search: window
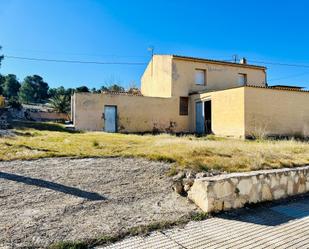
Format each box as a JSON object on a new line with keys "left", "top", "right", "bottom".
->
{"left": 238, "top": 73, "right": 247, "bottom": 85}
{"left": 179, "top": 97, "right": 189, "bottom": 116}
{"left": 195, "top": 69, "right": 206, "bottom": 85}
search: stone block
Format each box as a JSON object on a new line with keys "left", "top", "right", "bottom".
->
{"left": 298, "top": 184, "right": 306, "bottom": 193}
{"left": 287, "top": 180, "right": 294, "bottom": 195}
{"left": 273, "top": 189, "right": 286, "bottom": 199}
{"left": 213, "top": 181, "right": 233, "bottom": 199}
{"left": 261, "top": 184, "right": 272, "bottom": 201}
{"left": 238, "top": 178, "right": 252, "bottom": 195}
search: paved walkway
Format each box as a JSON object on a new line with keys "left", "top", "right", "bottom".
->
{"left": 99, "top": 197, "right": 309, "bottom": 249}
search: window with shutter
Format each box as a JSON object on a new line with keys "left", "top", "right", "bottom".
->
{"left": 179, "top": 97, "right": 189, "bottom": 116}
{"left": 195, "top": 69, "right": 206, "bottom": 85}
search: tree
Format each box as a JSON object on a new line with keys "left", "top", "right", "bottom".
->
{"left": 66, "top": 88, "right": 74, "bottom": 96}
{"left": 8, "top": 97, "right": 22, "bottom": 110}
{"left": 0, "top": 74, "right": 5, "bottom": 95}
{"left": 3, "top": 74, "right": 21, "bottom": 98}
{"left": 100, "top": 84, "right": 125, "bottom": 92}
{"left": 19, "top": 75, "right": 49, "bottom": 103}
{"left": 30, "top": 75, "right": 49, "bottom": 102}
{"left": 19, "top": 80, "right": 36, "bottom": 103}
{"left": 49, "top": 94, "right": 70, "bottom": 113}
{"left": 75, "top": 86, "right": 89, "bottom": 93}
{"left": 128, "top": 87, "right": 141, "bottom": 95}
{"left": 0, "top": 46, "right": 3, "bottom": 68}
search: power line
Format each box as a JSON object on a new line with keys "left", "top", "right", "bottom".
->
{"left": 5, "top": 54, "right": 309, "bottom": 70}
{"left": 3, "top": 47, "right": 149, "bottom": 58}
{"left": 4, "top": 55, "right": 147, "bottom": 65}
{"left": 249, "top": 60, "right": 309, "bottom": 68}
{"left": 268, "top": 71, "right": 309, "bottom": 82}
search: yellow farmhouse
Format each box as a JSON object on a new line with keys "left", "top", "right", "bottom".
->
{"left": 71, "top": 55, "right": 309, "bottom": 138}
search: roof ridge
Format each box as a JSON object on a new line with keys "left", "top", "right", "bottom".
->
{"left": 246, "top": 84, "right": 309, "bottom": 93}
{"left": 170, "top": 54, "right": 266, "bottom": 69}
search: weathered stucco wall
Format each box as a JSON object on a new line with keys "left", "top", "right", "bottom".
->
{"left": 141, "top": 55, "right": 173, "bottom": 98}
{"left": 188, "top": 166, "right": 309, "bottom": 212}
{"left": 172, "top": 58, "right": 266, "bottom": 97}
{"left": 73, "top": 92, "right": 189, "bottom": 132}
{"left": 245, "top": 87, "right": 309, "bottom": 137}
{"left": 189, "top": 87, "right": 245, "bottom": 137}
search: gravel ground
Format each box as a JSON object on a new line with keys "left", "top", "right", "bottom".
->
{"left": 0, "top": 157, "right": 197, "bottom": 248}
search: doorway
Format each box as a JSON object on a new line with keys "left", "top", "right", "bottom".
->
{"left": 195, "top": 101, "right": 204, "bottom": 134}
{"left": 195, "top": 100, "right": 212, "bottom": 135}
{"left": 204, "top": 100, "right": 212, "bottom": 134}
{"left": 104, "top": 105, "right": 117, "bottom": 132}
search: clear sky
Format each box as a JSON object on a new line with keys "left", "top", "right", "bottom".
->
{"left": 1, "top": 0, "right": 309, "bottom": 89}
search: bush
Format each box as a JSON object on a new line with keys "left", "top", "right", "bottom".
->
{"left": 8, "top": 97, "right": 22, "bottom": 110}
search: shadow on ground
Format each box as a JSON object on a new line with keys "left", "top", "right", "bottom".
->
{"left": 11, "top": 121, "right": 81, "bottom": 133}
{"left": 218, "top": 195, "right": 309, "bottom": 226}
{"left": 0, "top": 171, "right": 105, "bottom": 201}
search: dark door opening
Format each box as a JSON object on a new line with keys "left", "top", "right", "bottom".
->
{"left": 204, "top": 101, "right": 212, "bottom": 134}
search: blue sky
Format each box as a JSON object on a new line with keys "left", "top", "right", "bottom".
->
{"left": 1, "top": 0, "right": 309, "bottom": 89}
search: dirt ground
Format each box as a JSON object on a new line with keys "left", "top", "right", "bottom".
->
{"left": 0, "top": 157, "right": 197, "bottom": 248}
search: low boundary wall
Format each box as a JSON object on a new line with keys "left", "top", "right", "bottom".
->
{"left": 188, "top": 166, "right": 309, "bottom": 212}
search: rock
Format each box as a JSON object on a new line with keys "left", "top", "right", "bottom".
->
{"left": 213, "top": 181, "right": 233, "bottom": 199}
{"left": 306, "top": 182, "right": 309, "bottom": 192}
{"left": 196, "top": 172, "right": 207, "bottom": 178}
{"left": 249, "top": 187, "right": 260, "bottom": 203}
{"left": 185, "top": 170, "right": 196, "bottom": 179}
{"left": 172, "top": 171, "right": 185, "bottom": 182}
{"left": 298, "top": 184, "right": 306, "bottom": 193}
{"left": 223, "top": 201, "right": 232, "bottom": 210}
{"left": 270, "top": 175, "right": 279, "bottom": 188}
{"left": 183, "top": 178, "right": 194, "bottom": 192}
{"left": 287, "top": 180, "right": 294, "bottom": 195}
{"left": 213, "top": 200, "right": 223, "bottom": 211}
{"left": 233, "top": 197, "right": 246, "bottom": 209}
{"left": 183, "top": 178, "right": 194, "bottom": 186}
{"left": 238, "top": 179, "right": 252, "bottom": 195}
{"left": 273, "top": 189, "right": 286, "bottom": 199}
{"left": 280, "top": 175, "right": 288, "bottom": 186}
{"left": 261, "top": 184, "right": 272, "bottom": 200}
{"left": 184, "top": 183, "right": 192, "bottom": 192}
{"left": 172, "top": 181, "right": 184, "bottom": 195}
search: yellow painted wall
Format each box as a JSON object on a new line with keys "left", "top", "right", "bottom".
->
{"left": 73, "top": 92, "right": 189, "bottom": 132}
{"left": 172, "top": 58, "right": 266, "bottom": 97}
{"left": 189, "top": 87, "right": 245, "bottom": 137}
{"left": 0, "top": 96, "right": 5, "bottom": 108}
{"left": 245, "top": 87, "right": 309, "bottom": 137}
{"left": 141, "top": 55, "right": 173, "bottom": 97}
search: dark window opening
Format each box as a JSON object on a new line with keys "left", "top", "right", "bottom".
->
{"left": 179, "top": 97, "right": 189, "bottom": 116}
{"left": 204, "top": 100, "right": 212, "bottom": 134}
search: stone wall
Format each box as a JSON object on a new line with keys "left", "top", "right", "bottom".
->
{"left": 188, "top": 166, "right": 309, "bottom": 212}
{"left": 0, "top": 109, "right": 10, "bottom": 129}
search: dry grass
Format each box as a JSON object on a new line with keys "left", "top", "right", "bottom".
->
{"left": 1, "top": 121, "right": 309, "bottom": 173}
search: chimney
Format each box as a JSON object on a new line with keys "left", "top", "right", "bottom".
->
{"left": 240, "top": 57, "right": 247, "bottom": 64}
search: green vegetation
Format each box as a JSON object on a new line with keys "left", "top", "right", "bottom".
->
{"left": 19, "top": 75, "right": 49, "bottom": 103}
{"left": 190, "top": 212, "right": 209, "bottom": 221}
{"left": 2, "top": 74, "right": 21, "bottom": 98}
{"left": 49, "top": 241, "right": 88, "bottom": 249}
{"left": 49, "top": 94, "right": 71, "bottom": 113}
{"left": 1, "top": 122, "right": 309, "bottom": 173}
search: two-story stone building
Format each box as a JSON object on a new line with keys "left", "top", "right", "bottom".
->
{"left": 71, "top": 55, "right": 309, "bottom": 138}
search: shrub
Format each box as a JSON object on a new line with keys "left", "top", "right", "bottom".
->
{"left": 8, "top": 97, "right": 22, "bottom": 110}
